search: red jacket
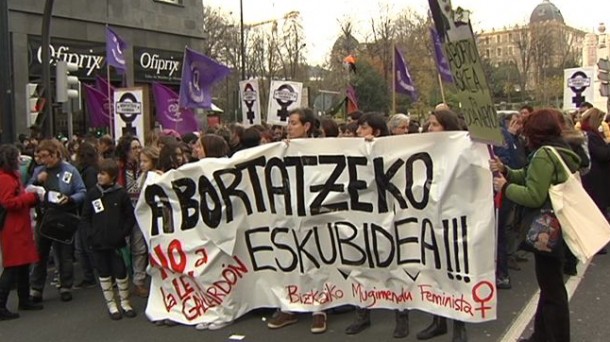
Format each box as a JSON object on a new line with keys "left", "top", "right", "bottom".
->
{"left": 0, "top": 169, "right": 39, "bottom": 267}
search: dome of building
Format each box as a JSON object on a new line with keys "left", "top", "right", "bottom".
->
{"left": 529, "top": 0, "right": 564, "bottom": 25}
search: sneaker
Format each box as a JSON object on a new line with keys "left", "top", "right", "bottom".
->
{"left": 18, "top": 301, "right": 44, "bottom": 311}
{"left": 30, "top": 289, "right": 43, "bottom": 303}
{"left": 133, "top": 285, "right": 149, "bottom": 298}
{"left": 195, "top": 322, "right": 210, "bottom": 330}
{"left": 209, "top": 321, "right": 232, "bottom": 330}
{"left": 0, "top": 308, "right": 20, "bottom": 321}
{"left": 496, "top": 277, "right": 512, "bottom": 290}
{"left": 74, "top": 280, "right": 97, "bottom": 289}
{"left": 267, "top": 311, "right": 298, "bottom": 329}
{"left": 109, "top": 311, "right": 122, "bottom": 320}
{"left": 311, "top": 313, "right": 327, "bottom": 334}
{"left": 60, "top": 292, "right": 73, "bottom": 302}
{"left": 123, "top": 309, "right": 137, "bottom": 318}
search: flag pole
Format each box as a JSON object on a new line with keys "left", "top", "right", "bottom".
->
{"left": 392, "top": 42, "right": 396, "bottom": 115}
{"left": 106, "top": 62, "right": 113, "bottom": 140}
{"left": 438, "top": 73, "right": 447, "bottom": 104}
{"left": 105, "top": 24, "right": 114, "bottom": 140}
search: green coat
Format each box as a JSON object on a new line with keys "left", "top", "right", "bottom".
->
{"left": 505, "top": 146, "right": 581, "bottom": 209}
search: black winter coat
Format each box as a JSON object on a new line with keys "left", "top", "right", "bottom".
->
{"left": 80, "top": 183, "right": 135, "bottom": 250}
{"left": 582, "top": 131, "right": 610, "bottom": 211}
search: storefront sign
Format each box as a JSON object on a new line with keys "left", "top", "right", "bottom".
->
{"left": 28, "top": 35, "right": 107, "bottom": 79}
{"left": 134, "top": 47, "right": 183, "bottom": 83}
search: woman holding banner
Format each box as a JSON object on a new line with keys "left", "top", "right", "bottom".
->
{"left": 344, "top": 112, "right": 410, "bottom": 339}
{"left": 491, "top": 109, "right": 579, "bottom": 342}
{"left": 266, "top": 108, "right": 328, "bottom": 334}
{"left": 417, "top": 109, "right": 468, "bottom": 342}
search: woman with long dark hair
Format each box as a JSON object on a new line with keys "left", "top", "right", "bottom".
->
{"left": 0, "top": 144, "right": 43, "bottom": 320}
{"left": 417, "top": 109, "right": 468, "bottom": 342}
{"left": 491, "top": 109, "right": 579, "bottom": 342}
{"left": 73, "top": 142, "right": 100, "bottom": 289}
{"left": 345, "top": 113, "right": 410, "bottom": 339}
{"left": 266, "top": 108, "right": 328, "bottom": 334}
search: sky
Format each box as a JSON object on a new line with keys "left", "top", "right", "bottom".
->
{"left": 202, "top": 0, "right": 610, "bottom": 65}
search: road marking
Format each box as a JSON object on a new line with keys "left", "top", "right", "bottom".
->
{"left": 498, "top": 259, "right": 590, "bottom": 342}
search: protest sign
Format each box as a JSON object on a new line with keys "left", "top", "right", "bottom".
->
{"left": 239, "top": 79, "right": 262, "bottom": 126}
{"left": 267, "top": 81, "right": 303, "bottom": 125}
{"left": 136, "top": 132, "right": 496, "bottom": 326}
{"left": 113, "top": 87, "right": 150, "bottom": 143}
{"left": 429, "top": 1, "right": 504, "bottom": 146}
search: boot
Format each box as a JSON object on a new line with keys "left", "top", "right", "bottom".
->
{"left": 345, "top": 308, "right": 371, "bottom": 335}
{"left": 393, "top": 310, "right": 409, "bottom": 338}
{"left": 100, "top": 277, "right": 121, "bottom": 320}
{"left": 0, "top": 288, "right": 19, "bottom": 321}
{"left": 452, "top": 320, "right": 467, "bottom": 342}
{"left": 116, "top": 278, "right": 136, "bottom": 318}
{"left": 416, "top": 315, "right": 447, "bottom": 340}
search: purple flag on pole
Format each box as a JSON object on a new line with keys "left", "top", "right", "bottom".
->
{"left": 179, "top": 47, "right": 231, "bottom": 109}
{"left": 430, "top": 27, "right": 454, "bottom": 83}
{"left": 153, "top": 82, "right": 199, "bottom": 134}
{"left": 83, "top": 84, "right": 111, "bottom": 128}
{"left": 106, "top": 27, "right": 127, "bottom": 73}
{"left": 394, "top": 46, "right": 418, "bottom": 101}
{"left": 95, "top": 75, "right": 115, "bottom": 97}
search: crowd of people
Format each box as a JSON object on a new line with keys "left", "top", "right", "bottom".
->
{"left": 0, "top": 103, "right": 608, "bottom": 342}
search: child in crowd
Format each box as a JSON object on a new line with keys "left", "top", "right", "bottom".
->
{"left": 80, "top": 158, "right": 136, "bottom": 320}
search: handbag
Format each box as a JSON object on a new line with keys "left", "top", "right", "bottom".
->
{"left": 523, "top": 200, "right": 563, "bottom": 256}
{"left": 39, "top": 207, "right": 80, "bottom": 244}
{"left": 546, "top": 146, "right": 610, "bottom": 262}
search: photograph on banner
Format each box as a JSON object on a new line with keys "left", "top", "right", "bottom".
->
{"left": 113, "top": 87, "right": 146, "bottom": 142}
{"left": 563, "top": 67, "right": 595, "bottom": 110}
{"left": 267, "top": 80, "right": 303, "bottom": 126}
{"left": 135, "top": 132, "right": 496, "bottom": 326}
{"left": 239, "top": 79, "right": 261, "bottom": 126}
{"left": 429, "top": 0, "right": 504, "bottom": 146}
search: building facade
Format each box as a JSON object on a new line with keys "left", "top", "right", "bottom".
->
{"left": 476, "top": 0, "right": 586, "bottom": 93}
{"left": 8, "top": 0, "right": 205, "bottom": 136}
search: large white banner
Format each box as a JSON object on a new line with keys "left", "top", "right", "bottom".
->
{"left": 563, "top": 67, "right": 595, "bottom": 110}
{"left": 267, "top": 80, "right": 303, "bottom": 126}
{"left": 239, "top": 79, "right": 261, "bottom": 127}
{"left": 136, "top": 132, "right": 496, "bottom": 327}
{"left": 114, "top": 87, "right": 146, "bottom": 142}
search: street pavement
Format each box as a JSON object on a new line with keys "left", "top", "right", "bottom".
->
{"left": 1, "top": 252, "right": 609, "bottom": 342}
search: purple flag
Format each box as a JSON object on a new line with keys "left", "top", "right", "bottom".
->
{"left": 106, "top": 27, "right": 127, "bottom": 73}
{"left": 179, "top": 47, "right": 231, "bottom": 109}
{"left": 94, "top": 75, "right": 115, "bottom": 98}
{"left": 153, "top": 82, "right": 199, "bottom": 134}
{"left": 394, "top": 46, "right": 418, "bottom": 101}
{"left": 83, "top": 84, "right": 111, "bottom": 128}
{"left": 346, "top": 85, "right": 359, "bottom": 112}
{"left": 430, "top": 27, "right": 454, "bottom": 83}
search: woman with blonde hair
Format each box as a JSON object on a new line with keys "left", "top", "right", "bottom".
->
{"left": 580, "top": 107, "right": 610, "bottom": 254}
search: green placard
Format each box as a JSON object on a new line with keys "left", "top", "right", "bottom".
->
{"left": 443, "top": 37, "right": 503, "bottom": 145}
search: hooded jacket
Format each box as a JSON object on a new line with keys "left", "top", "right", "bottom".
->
{"left": 80, "top": 183, "right": 135, "bottom": 250}
{"left": 504, "top": 142, "right": 581, "bottom": 209}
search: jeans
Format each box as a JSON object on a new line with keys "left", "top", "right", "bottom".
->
{"left": 74, "top": 228, "right": 96, "bottom": 282}
{"left": 31, "top": 233, "right": 74, "bottom": 294}
{"left": 532, "top": 252, "right": 570, "bottom": 342}
{"left": 130, "top": 225, "right": 148, "bottom": 286}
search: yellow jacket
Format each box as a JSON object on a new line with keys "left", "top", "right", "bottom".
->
{"left": 574, "top": 121, "right": 610, "bottom": 140}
